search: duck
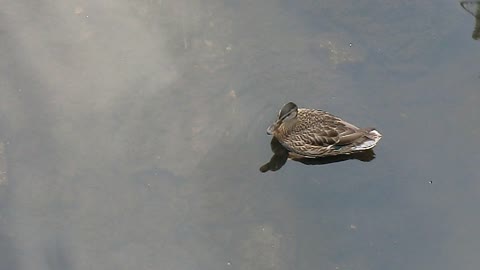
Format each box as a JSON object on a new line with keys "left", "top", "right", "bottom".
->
{"left": 266, "top": 102, "right": 382, "bottom": 159}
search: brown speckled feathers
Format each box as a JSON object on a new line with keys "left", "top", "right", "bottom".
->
{"left": 268, "top": 103, "right": 382, "bottom": 158}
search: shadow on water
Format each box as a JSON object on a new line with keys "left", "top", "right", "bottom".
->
{"left": 460, "top": 1, "right": 480, "bottom": 40}
{"left": 260, "top": 137, "right": 376, "bottom": 172}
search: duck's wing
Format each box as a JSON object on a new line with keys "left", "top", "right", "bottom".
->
{"left": 293, "top": 110, "right": 365, "bottom": 148}
{"left": 302, "top": 124, "right": 363, "bottom": 147}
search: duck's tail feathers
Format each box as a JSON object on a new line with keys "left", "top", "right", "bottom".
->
{"left": 352, "top": 128, "right": 382, "bottom": 151}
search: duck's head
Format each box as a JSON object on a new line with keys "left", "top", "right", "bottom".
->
{"left": 267, "top": 102, "right": 298, "bottom": 135}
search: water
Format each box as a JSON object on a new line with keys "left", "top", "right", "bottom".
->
{"left": 0, "top": 0, "right": 479, "bottom": 269}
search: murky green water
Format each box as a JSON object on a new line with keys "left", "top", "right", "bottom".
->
{"left": 1, "top": 0, "right": 479, "bottom": 269}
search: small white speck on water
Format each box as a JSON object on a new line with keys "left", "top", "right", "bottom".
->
{"left": 85, "top": 15, "right": 89, "bottom": 18}
{"left": 349, "top": 43, "right": 352, "bottom": 47}
{"left": 228, "top": 89, "right": 236, "bottom": 98}
{"left": 428, "top": 180, "right": 433, "bottom": 184}
{"left": 227, "top": 261, "right": 232, "bottom": 266}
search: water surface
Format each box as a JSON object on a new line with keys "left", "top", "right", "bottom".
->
{"left": 1, "top": 0, "right": 479, "bottom": 269}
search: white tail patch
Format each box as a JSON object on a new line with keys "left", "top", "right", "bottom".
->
{"left": 352, "top": 129, "right": 382, "bottom": 151}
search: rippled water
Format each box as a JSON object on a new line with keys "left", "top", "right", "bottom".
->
{"left": 1, "top": 1, "right": 479, "bottom": 269}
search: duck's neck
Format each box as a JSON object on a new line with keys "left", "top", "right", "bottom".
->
{"left": 280, "top": 119, "right": 298, "bottom": 134}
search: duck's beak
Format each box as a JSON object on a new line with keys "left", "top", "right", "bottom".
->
{"left": 267, "top": 120, "right": 280, "bottom": 135}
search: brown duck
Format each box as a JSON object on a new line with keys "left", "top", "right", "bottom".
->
{"left": 267, "top": 102, "right": 382, "bottom": 159}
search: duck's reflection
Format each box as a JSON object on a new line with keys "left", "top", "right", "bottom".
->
{"left": 260, "top": 137, "right": 376, "bottom": 172}
{"left": 259, "top": 137, "right": 290, "bottom": 172}
{"left": 461, "top": 1, "right": 480, "bottom": 40}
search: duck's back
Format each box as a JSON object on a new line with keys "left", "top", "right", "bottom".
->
{"left": 276, "top": 108, "right": 381, "bottom": 158}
